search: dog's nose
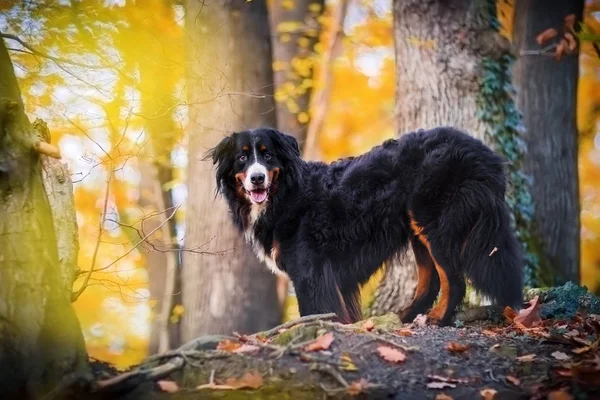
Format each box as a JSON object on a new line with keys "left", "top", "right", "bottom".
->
{"left": 250, "top": 173, "right": 265, "bottom": 185}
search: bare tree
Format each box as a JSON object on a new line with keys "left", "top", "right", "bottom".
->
{"left": 180, "top": 0, "right": 282, "bottom": 338}
{"left": 513, "top": 0, "right": 583, "bottom": 285}
{"left": 0, "top": 37, "right": 89, "bottom": 398}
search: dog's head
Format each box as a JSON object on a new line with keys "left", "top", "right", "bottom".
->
{"left": 204, "top": 127, "right": 301, "bottom": 205}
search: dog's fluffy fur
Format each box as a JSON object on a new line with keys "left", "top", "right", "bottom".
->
{"left": 206, "top": 126, "right": 524, "bottom": 325}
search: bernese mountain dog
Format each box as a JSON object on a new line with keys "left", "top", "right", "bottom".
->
{"left": 205, "top": 126, "right": 524, "bottom": 326}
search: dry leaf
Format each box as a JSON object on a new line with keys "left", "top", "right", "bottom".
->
{"left": 377, "top": 346, "right": 406, "bottom": 363}
{"left": 428, "top": 375, "right": 469, "bottom": 384}
{"left": 435, "top": 394, "right": 454, "bottom": 400}
{"left": 233, "top": 344, "right": 260, "bottom": 355}
{"left": 446, "top": 342, "right": 470, "bottom": 353}
{"left": 513, "top": 296, "right": 542, "bottom": 328}
{"left": 504, "top": 306, "right": 518, "bottom": 322}
{"left": 233, "top": 331, "right": 249, "bottom": 342}
{"left": 225, "top": 372, "right": 264, "bottom": 389}
{"left": 536, "top": 28, "right": 558, "bottom": 45}
{"left": 506, "top": 375, "right": 520, "bottom": 386}
{"left": 340, "top": 353, "right": 358, "bottom": 371}
{"left": 305, "top": 332, "right": 334, "bottom": 352}
{"left": 564, "top": 14, "right": 575, "bottom": 30}
{"left": 548, "top": 388, "right": 574, "bottom": 400}
{"left": 516, "top": 354, "right": 536, "bottom": 363}
{"left": 480, "top": 388, "right": 497, "bottom": 399}
{"left": 551, "top": 351, "right": 570, "bottom": 361}
{"left": 571, "top": 355, "right": 600, "bottom": 385}
{"left": 572, "top": 345, "right": 592, "bottom": 355}
{"left": 157, "top": 380, "right": 179, "bottom": 393}
{"left": 564, "top": 32, "right": 577, "bottom": 52}
{"left": 427, "top": 382, "right": 456, "bottom": 389}
{"left": 362, "top": 319, "right": 375, "bottom": 331}
{"left": 395, "top": 329, "right": 414, "bottom": 336}
{"left": 482, "top": 329, "right": 498, "bottom": 337}
{"left": 217, "top": 340, "right": 242, "bottom": 352}
{"left": 346, "top": 378, "right": 370, "bottom": 396}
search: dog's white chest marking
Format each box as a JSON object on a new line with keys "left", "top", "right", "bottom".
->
{"left": 244, "top": 203, "right": 287, "bottom": 278}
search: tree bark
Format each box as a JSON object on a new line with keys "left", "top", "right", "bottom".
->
{"left": 0, "top": 38, "right": 89, "bottom": 398}
{"left": 513, "top": 0, "right": 583, "bottom": 285}
{"left": 372, "top": 0, "right": 522, "bottom": 315}
{"left": 181, "top": 0, "right": 282, "bottom": 339}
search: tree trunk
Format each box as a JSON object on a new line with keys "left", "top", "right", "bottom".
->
{"left": 269, "top": 0, "right": 324, "bottom": 142}
{"left": 181, "top": 0, "right": 282, "bottom": 339}
{"left": 371, "top": 0, "right": 534, "bottom": 315}
{"left": 0, "top": 38, "right": 89, "bottom": 398}
{"left": 513, "top": 0, "right": 583, "bottom": 285}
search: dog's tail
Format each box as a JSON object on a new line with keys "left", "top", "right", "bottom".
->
{"left": 462, "top": 195, "right": 524, "bottom": 310}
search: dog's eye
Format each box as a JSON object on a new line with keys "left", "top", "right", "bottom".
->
{"left": 264, "top": 153, "right": 272, "bottom": 160}
{"left": 238, "top": 154, "right": 247, "bottom": 162}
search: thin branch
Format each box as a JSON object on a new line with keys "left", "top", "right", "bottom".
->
{"left": 253, "top": 313, "right": 338, "bottom": 338}
{"left": 72, "top": 167, "right": 113, "bottom": 302}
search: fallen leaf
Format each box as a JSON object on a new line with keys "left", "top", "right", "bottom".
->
{"left": 446, "top": 342, "right": 470, "bottom": 353}
{"left": 516, "top": 354, "right": 536, "bottom": 362}
{"left": 233, "top": 331, "right": 249, "bottom": 342}
{"left": 513, "top": 296, "right": 542, "bottom": 328}
{"left": 225, "top": 372, "right": 264, "bottom": 389}
{"left": 571, "top": 355, "right": 600, "bottom": 385}
{"left": 505, "top": 375, "right": 520, "bottom": 386}
{"left": 157, "top": 380, "right": 179, "bottom": 393}
{"left": 395, "top": 329, "right": 414, "bottom": 336}
{"left": 377, "top": 346, "right": 406, "bottom": 363}
{"left": 564, "top": 14, "right": 575, "bottom": 30}
{"left": 362, "top": 319, "right": 375, "bottom": 331}
{"left": 554, "top": 368, "right": 573, "bottom": 378}
{"left": 504, "top": 307, "right": 518, "bottom": 322}
{"left": 480, "top": 388, "right": 497, "bottom": 399}
{"left": 427, "top": 382, "right": 456, "bottom": 389}
{"left": 548, "top": 388, "right": 574, "bottom": 400}
{"left": 572, "top": 345, "right": 592, "bottom": 355}
{"left": 305, "top": 332, "right": 334, "bottom": 352}
{"left": 346, "top": 378, "right": 370, "bottom": 396}
{"left": 233, "top": 344, "right": 260, "bottom": 355}
{"left": 481, "top": 329, "right": 498, "bottom": 337}
{"left": 551, "top": 351, "right": 570, "bottom": 361}
{"left": 536, "top": 28, "right": 558, "bottom": 45}
{"left": 340, "top": 353, "right": 359, "bottom": 371}
{"left": 427, "top": 375, "right": 469, "bottom": 384}
{"left": 217, "top": 340, "right": 242, "bottom": 352}
{"left": 435, "top": 394, "right": 454, "bottom": 400}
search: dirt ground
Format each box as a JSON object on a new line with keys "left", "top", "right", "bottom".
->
{"left": 79, "top": 283, "right": 600, "bottom": 400}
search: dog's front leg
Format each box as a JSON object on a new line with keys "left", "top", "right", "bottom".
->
{"left": 292, "top": 265, "right": 351, "bottom": 324}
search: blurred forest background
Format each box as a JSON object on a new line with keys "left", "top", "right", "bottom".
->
{"left": 1, "top": 0, "right": 600, "bottom": 372}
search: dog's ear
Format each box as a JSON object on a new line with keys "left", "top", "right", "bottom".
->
{"left": 203, "top": 133, "right": 238, "bottom": 193}
{"left": 268, "top": 129, "right": 300, "bottom": 160}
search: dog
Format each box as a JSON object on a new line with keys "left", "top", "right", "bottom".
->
{"left": 205, "top": 126, "right": 524, "bottom": 325}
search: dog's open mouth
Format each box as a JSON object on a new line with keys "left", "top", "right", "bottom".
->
{"left": 248, "top": 189, "right": 268, "bottom": 204}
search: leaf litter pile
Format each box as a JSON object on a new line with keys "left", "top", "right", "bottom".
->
{"left": 86, "top": 283, "right": 600, "bottom": 400}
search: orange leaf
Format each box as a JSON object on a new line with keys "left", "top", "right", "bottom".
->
{"left": 482, "top": 329, "right": 498, "bottom": 337}
{"left": 536, "top": 28, "right": 558, "bottom": 45}
{"left": 506, "top": 375, "right": 520, "bottom": 386}
{"left": 548, "top": 388, "right": 574, "bottom": 400}
{"left": 516, "top": 354, "right": 536, "bottom": 362}
{"left": 513, "top": 296, "right": 542, "bottom": 328}
{"left": 551, "top": 351, "right": 570, "bottom": 361}
{"left": 305, "top": 332, "right": 334, "bottom": 352}
{"left": 395, "top": 329, "right": 414, "bottom": 337}
{"left": 346, "top": 378, "right": 370, "bottom": 396}
{"left": 377, "top": 346, "right": 406, "bottom": 363}
{"left": 504, "top": 306, "right": 518, "bottom": 322}
{"left": 225, "top": 372, "right": 263, "bottom": 389}
{"left": 233, "top": 344, "right": 260, "bottom": 355}
{"left": 157, "top": 380, "right": 179, "bottom": 393}
{"left": 480, "top": 388, "right": 497, "bottom": 399}
{"left": 564, "top": 14, "right": 575, "bottom": 30}
{"left": 362, "top": 319, "right": 375, "bottom": 331}
{"left": 435, "top": 394, "right": 454, "bottom": 400}
{"left": 217, "top": 340, "right": 242, "bottom": 352}
{"left": 446, "top": 342, "right": 470, "bottom": 353}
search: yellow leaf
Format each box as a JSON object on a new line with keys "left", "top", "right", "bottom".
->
{"left": 297, "top": 112, "right": 310, "bottom": 124}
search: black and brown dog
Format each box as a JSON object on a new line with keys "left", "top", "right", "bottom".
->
{"left": 205, "top": 126, "right": 524, "bottom": 325}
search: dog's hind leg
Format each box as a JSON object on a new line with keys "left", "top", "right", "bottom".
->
{"left": 425, "top": 246, "right": 466, "bottom": 326}
{"left": 399, "top": 236, "right": 440, "bottom": 323}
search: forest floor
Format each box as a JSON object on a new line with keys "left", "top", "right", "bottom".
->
{"left": 81, "top": 283, "right": 600, "bottom": 400}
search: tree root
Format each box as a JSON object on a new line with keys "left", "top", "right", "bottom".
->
{"left": 254, "top": 313, "right": 338, "bottom": 338}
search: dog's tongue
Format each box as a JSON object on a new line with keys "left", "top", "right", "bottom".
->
{"left": 250, "top": 190, "right": 267, "bottom": 203}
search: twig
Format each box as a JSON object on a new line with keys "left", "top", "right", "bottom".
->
{"left": 254, "top": 313, "right": 338, "bottom": 338}
{"left": 310, "top": 364, "right": 349, "bottom": 388}
{"left": 94, "top": 357, "right": 184, "bottom": 393}
{"left": 72, "top": 168, "right": 113, "bottom": 302}
{"left": 520, "top": 43, "right": 558, "bottom": 56}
